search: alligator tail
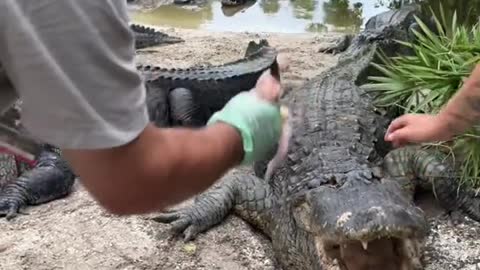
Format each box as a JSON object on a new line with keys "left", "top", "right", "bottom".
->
{"left": 130, "top": 24, "right": 184, "bottom": 49}
{"left": 384, "top": 146, "right": 480, "bottom": 222}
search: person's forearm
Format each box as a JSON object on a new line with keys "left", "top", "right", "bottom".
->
{"left": 437, "top": 64, "right": 480, "bottom": 135}
{"left": 63, "top": 122, "right": 243, "bottom": 215}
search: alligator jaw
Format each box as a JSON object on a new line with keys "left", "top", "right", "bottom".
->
{"left": 316, "top": 236, "right": 423, "bottom": 270}
{"left": 293, "top": 178, "right": 428, "bottom": 270}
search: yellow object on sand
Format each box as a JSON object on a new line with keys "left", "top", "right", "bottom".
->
{"left": 280, "top": 106, "right": 289, "bottom": 124}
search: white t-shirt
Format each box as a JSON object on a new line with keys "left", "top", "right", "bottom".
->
{"left": 0, "top": 0, "right": 149, "bottom": 149}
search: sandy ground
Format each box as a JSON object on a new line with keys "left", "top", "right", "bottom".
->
{"left": 1, "top": 27, "right": 480, "bottom": 270}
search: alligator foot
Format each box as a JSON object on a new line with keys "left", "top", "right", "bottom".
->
{"left": 153, "top": 173, "right": 272, "bottom": 241}
{"left": 152, "top": 178, "right": 236, "bottom": 241}
{"left": 0, "top": 147, "right": 76, "bottom": 220}
{"left": 383, "top": 146, "right": 480, "bottom": 222}
{"left": 0, "top": 194, "right": 31, "bottom": 220}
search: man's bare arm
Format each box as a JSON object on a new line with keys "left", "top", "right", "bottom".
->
{"left": 62, "top": 122, "right": 243, "bottom": 215}
{"left": 437, "top": 64, "right": 480, "bottom": 135}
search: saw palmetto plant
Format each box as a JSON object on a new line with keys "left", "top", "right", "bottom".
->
{"left": 362, "top": 5, "right": 480, "bottom": 188}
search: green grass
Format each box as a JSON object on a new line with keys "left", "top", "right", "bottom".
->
{"left": 361, "top": 5, "right": 480, "bottom": 188}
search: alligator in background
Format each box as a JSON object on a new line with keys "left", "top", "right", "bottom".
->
{"left": 221, "top": 0, "right": 256, "bottom": 17}
{"left": 0, "top": 106, "right": 75, "bottom": 220}
{"left": 221, "top": 0, "right": 250, "bottom": 7}
{"left": 319, "top": 4, "right": 437, "bottom": 55}
{"left": 153, "top": 6, "right": 480, "bottom": 270}
{"left": 0, "top": 39, "right": 278, "bottom": 220}
{"left": 139, "top": 39, "right": 278, "bottom": 127}
{"left": 130, "top": 24, "right": 184, "bottom": 50}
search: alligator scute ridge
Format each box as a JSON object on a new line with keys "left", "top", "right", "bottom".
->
{"left": 131, "top": 23, "right": 184, "bottom": 49}
{"left": 137, "top": 44, "right": 277, "bottom": 81}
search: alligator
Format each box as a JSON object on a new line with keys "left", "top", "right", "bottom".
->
{"left": 130, "top": 24, "right": 184, "bottom": 50}
{"left": 139, "top": 39, "right": 278, "bottom": 127}
{"left": 319, "top": 4, "right": 437, "bottom": 55}
{"left": 0, "top": 39, "right": 278, "bottom": 220}
{"left": 151, "top": 7, "right": 480, "bottom": 269}
{"left": 0, "top": 142, "right": 76, "bottom": 220}
{"left": 221, "top": 0, "right": 256, "bottom": 17}
{"left": 221, "top": 0, "right": 249, "bottom": 7}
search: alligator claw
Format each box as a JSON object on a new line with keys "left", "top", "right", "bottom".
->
{"left": 152, "top": 207, "right": 213, "bottom": 242}
{"left": 0, "top": 201, "right": 21, "bottom": 220}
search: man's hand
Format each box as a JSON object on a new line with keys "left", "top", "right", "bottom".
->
{"left": 62, "top": 69, "right": 285, "bottom": 215}
{"left": 208, "top": 70, "right": 283, "bottom": 164}
{"left": 384, "top": 114, "right": 453, "bottom": 147}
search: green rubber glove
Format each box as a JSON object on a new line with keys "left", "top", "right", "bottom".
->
{"left": 207, "top": 91, "right": 282, "bottom": 165}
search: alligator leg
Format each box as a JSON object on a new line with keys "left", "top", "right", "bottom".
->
{"left": 152, "top": 173, "right": 273, "bottom": 241}
{"left": 146, "top": 83, "right": 171, "bottom": 127}
{"left": 168, "top": 87, "right": 209, "bottom": 127}
{"left": 0, "top": 150, "right": 76, "bottom": 220}
{"left": 383, "top": 146, "right": 480, "bottom": 222}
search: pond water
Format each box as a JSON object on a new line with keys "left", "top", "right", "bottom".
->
{"left": 129, "top": 0, "right": 390, "bottom": 34}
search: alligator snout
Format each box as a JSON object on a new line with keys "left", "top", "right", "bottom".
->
{"left": 292, "top": 178, "right": 429, "bottom": 269}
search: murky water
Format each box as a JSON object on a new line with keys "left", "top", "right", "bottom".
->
{"left": 129, "top": 0, "right": 390, "bottom": 33}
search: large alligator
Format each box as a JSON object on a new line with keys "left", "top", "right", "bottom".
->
{"left": 152, "top": 7, "right": 479, "bottom": 270}
{"left": 130, "top": 24, "right": 184, "bottom": 50}
{"left": 0, "top": 39, "right": 278, "bottom": 220}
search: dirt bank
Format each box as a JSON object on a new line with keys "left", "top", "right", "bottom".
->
{"left": 1, "top": 27, "right": 479, "bottom": 270}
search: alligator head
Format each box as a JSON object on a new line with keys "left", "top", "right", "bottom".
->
{"left": 292, "top": 175, "right": 428, "bottom": 270}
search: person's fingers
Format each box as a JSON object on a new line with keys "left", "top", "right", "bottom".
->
{"left": 384, "top": 115, "right": 410, "bottom": 141}
{"left": 253, "top": 70, "right": 282, "bottom": 103}
{"left": 277, "top": 53, "right": 290, "bottom": 73}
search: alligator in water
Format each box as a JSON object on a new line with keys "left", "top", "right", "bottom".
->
{"left": 152, "top": 7, "right": 480, "bottom": 270}
{"left": 139, "top": 39, "right": 278, "bottom": 127}
{"left": 221, "top": 0, "right": 250, "bottom": 7}
{"left": 0, "top": 39, "right": 278, "bottom": 220}
{"left": 131, "top": 24, "right": 184, "bottom": 50}
{"left": 221, "top": 0, "right": 256, "bottom": 17}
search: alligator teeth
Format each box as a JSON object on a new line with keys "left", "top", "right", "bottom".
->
{"left": 361, "top": 241, "right": 368, "bottom": 250}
